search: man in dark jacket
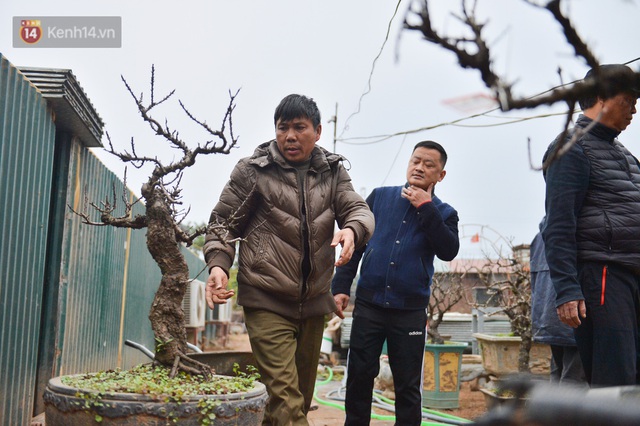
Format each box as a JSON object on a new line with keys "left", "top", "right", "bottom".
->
{"left": 531, "top": 218, "right": 586, "bottom": 386}
{"left": 542, "top": 64, "right": 640, "bottom": 387}
{"left": 332, "top": 140, "right": 459, "bottom": 425}
{"left": 203, "top": 94, "right": 375, "bottom": 425}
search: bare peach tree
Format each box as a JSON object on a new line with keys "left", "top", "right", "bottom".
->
{"left": 473, "top": 246, "right": 533, "bottom": 373}
{"left": 427, "top": 271, "right": 466, "bottom": 344}
{"left": 403, "top": 0, "right": 639, "bottom": 169}
{"left": 72, "top": 67, "right": 240, "bottom": 377}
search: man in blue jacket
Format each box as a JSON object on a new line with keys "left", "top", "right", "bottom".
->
{"left": 332, "top": 140, "right": 459, "bottom": 425}
{"left": 542, "top": 64, "right": 640, "bottom": 387}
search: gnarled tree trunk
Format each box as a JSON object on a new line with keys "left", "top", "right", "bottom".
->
{"left": 144, "top": 185, "right": 190, "bottom": 367}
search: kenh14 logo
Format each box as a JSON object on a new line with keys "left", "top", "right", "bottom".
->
{"left": 20, "top": 20, "right": 42, "bottom": 44}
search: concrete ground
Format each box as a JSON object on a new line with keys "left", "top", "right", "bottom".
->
{"left": 223, "top": 333, "right": 484, "bottom": 425}
{"left": 309, "top": 380, "right": 397, "bottom": 426}
{"left": 222, "top": 333, "right": 399, "bottom": 424}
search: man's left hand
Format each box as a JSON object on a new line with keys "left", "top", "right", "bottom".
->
{"left": 401, "top": 184, "right": 433, "bottom": 207}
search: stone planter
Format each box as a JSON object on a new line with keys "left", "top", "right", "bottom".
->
{"left": 422, "top": 342, "right": 468, "bottom": 409}
{"left": 43, "top": 374, "right": 268, "bottom": 426}
{"left": 473, "top": 333, "right": 550, "bottom": 376}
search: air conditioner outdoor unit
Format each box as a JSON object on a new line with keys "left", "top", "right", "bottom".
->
{"left": 182, "top": 279, "right": 206, "bottom": 328}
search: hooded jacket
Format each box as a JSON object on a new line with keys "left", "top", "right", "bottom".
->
{"left": 531, "top": 222, "right": 576, "bottom": 346}
{"left": 203, "top": 140, "right": 374, "bottom": 319}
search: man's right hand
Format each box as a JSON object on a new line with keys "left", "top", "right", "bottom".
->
{"left": 557, "top": 300, "right": 587, "bottom": 328}
{"left": 205, "top": 266, "right": 235, "bottom": 309}
{"left": 333, "top": 294, "right": 350, "bottom": 319}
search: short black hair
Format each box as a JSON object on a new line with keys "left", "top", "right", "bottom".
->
{"left": 274, "top": 94, "right": 321, "bottom": 128}
{"left": 413, "top": 140, "right": 448, "bottom": 167}
{"left": 579, "top": 64, "right": 640, "bottom": 110}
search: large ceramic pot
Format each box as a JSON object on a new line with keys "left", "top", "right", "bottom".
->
{"left": 422, "top": 342, "right": 468, "bottom": 409}
{"left": 473, "top": 332, "right": 551, "bottom": 376}
{"left": 43, "top": 374, "right": 268, "bottom": 426}
{"left": 191, "top": 351, "right": 257, "bottom": 376}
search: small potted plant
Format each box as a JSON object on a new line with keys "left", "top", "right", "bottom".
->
{"left": 469, "top": 244, "right": 550, "bottom": 409}
{"left": 471, "top": 244, "right": 550, "bottom": 378}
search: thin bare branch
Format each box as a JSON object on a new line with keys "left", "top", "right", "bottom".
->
{"left": 542, "top": 0, "right": 599, "bottom": 69}
{"left": 68, "top": 171, "right": 148, "bottom": 229}
{"left": 68, "top": 202, "right": 147, "bottom": 229}
{"left": 404, "top": 0, "right": 639, "bottom": 172}
{"left": 428, "top": 271, "right": 465, "bottom": 344}
{"left": 105, "top": 132, "right": 162, "bottom": 169}
{"left": 404, "top": 0, "right": 610, "bottom": 113}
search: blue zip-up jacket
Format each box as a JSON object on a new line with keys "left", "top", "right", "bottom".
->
{"left": 331, "top": 185, "right": 459, "bottom": 310}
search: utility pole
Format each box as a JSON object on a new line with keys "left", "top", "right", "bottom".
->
{"left": 328, "top": 103, "right": 338, "bottom": 153}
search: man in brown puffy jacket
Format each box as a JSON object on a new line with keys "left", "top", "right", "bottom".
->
{"left": 203, "top": 94, "right": 374, "bottom": 425}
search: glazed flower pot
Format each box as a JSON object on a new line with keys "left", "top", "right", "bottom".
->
{"left": 422, "top": 342, "right": 468, "bottom": 409}
{"left": 43, "top": 374, "right": 268, "bottom": 426}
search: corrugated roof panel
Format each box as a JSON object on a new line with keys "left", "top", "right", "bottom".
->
{"left": 19, "top": 66, "right": 104, "bottom": 148}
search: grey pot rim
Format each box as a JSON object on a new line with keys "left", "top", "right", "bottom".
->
{"left": 47, "top": 373, "right": 267, "bottom": 402}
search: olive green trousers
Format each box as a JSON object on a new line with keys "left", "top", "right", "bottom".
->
{"left": 244, "top": 308, "right": 324, "bottom": 426}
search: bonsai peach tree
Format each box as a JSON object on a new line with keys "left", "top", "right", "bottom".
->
{"left": 427, "top": 271, "right": 465, "bottom": 344}
{"left": 72, "top": 66, "right": 241, "bottom": 378}
{"left": 473, "top": 245, "right": 533, "bottom": 373}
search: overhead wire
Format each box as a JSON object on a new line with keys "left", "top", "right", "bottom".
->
{"left": 337, "top": 0, "right": 404, "bottom": 141}
{"left": 380, "top": 133, "right": 408, "bottom": 186}
{"left": 339, "top": 56, "right": 640, "bottom": 146}
{"left": 336, "top": 56, "right": 639, "bottom": 184}
{"left": 331, "top": 0, "right": 640, "bottom": 188}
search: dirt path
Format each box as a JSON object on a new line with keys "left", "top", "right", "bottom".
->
{"left": 309, "top": 380, "right": 486, "bottom": 425}
{"left": 220, "top": 332, "right": 488, "bottom": 424}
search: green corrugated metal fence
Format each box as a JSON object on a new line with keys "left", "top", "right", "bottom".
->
{"left": 0, "top": 54, "right": 209, "bottom": 426}
{"left": 0, "top": 53, "right": 56, "bottom": 426}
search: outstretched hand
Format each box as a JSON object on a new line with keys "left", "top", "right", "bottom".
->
{"left": 205, "top": 266, "right": 235, "bottom": 308}
{"left": 332, "top": 228, "right": 355, "bottom": 267}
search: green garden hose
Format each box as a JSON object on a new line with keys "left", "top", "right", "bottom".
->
{"left": 314, "top": 365, "right": 473, "bottom": 425}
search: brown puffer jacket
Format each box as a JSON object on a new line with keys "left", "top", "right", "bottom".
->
{"left": 204, "top": 140, "right": 374, "bottom": 319}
